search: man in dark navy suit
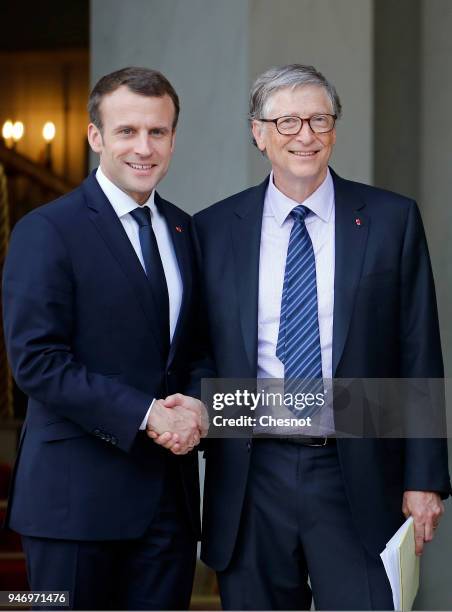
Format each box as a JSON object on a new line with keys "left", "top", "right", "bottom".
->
{"left": 191, "top": 64, "right": 450, "bottom": 610}
{"left": 2, "top": 67, "right": 209, "bottom": 610}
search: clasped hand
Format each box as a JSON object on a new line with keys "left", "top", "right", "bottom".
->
{"left": 146, "top": 393, "right": 209, "bottom": 454}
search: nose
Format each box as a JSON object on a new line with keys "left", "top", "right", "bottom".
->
{"left": 294, "top": 120, "right": 316, "bottom": 145}
{"left": 134, "top": 133, "right": 153, "bottom": 157}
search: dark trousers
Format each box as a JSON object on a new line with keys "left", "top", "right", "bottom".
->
{"left": 21, "top": 471, "right": 197, "bottom": 610}
{"left": 218, "top": 439, "right": 394, "bottom": 611}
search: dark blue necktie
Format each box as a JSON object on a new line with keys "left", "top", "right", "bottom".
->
{"left": 130, "top": 206, "right": 170, "bottom": 352}
{"left": 276, "top": 205, "right": 323, "bottom": 417}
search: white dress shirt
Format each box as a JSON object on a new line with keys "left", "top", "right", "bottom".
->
{"left": 256, "top": 169, "right": 335, "bottom": 434}
{"left": 96, "top": 167, "right": 183, "bottom": 428}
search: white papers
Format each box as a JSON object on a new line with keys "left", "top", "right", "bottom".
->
{"left": 380, "top": 516, "right": 420, "bottom": 611}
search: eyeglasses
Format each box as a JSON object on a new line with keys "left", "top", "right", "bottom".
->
{"left": 258, "top": 114, "right": 337, "bottom": 135}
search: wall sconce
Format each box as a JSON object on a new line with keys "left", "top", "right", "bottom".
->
{"left": 2, "top": 120, "right": 25, "bottom": 149}
{"left": 42, "top": 121, "right": 56, "bottom": 170}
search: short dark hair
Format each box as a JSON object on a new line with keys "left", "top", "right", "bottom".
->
{"left": 88, "top": 66, "right": 180, "bottom": 132}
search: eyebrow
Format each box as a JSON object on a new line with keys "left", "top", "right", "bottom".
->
{"left": 112, "top": 125, "right": 170, "bottom": 133}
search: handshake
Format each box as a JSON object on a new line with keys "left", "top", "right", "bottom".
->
{"left": 146, "top": 393, "right": 209, "bottom": 455}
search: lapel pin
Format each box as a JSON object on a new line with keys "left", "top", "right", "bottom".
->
{"left": 175, "top": 225, "right": 183, "bottom": 233}
{"left": 355, "top": 217, "right": 362, "bottom": 227}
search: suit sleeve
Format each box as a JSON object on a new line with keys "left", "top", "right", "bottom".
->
{"left": 2, "top": 212, "right": 153, "bottom": 453}
{"left": 399, "top": 201, "right": 451, "bottom": 496}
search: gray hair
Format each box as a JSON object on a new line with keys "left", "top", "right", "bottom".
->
{"left": 249, "top": 64, "right": 342, "bottom": 146}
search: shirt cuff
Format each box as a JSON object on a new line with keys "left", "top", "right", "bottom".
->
{"left": 139, "top": 399, "right": 155, "bottom": 430}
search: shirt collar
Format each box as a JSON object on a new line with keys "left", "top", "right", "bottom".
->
{"left": 265, "top": 168, "right": 334, "bottom": 227}
{"left": 95, "top": 166, "right": 156, "bottom": 218}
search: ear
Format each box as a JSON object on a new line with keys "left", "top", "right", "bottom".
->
{"left": 87, "top": 123, "right": 103, "bottom": 154}
{"left": 251, "top": 120, "right": 266, "bottom": 152}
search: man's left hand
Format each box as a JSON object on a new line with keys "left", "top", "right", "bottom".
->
{"left": 402, "top": 490, "right": 445, "bottom": 555}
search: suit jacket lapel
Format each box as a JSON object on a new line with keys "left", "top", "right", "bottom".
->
{"left": 332, "top": 170, "right": 369, "bottom": 375}
{"left": 231, "top": 179, "right": 268, "bottom": 376}
{"left": 154, "top": 192, "right": 192, "bottom": 367}
{"left": 82, "top": 172, "right": 167, "bottom": 358}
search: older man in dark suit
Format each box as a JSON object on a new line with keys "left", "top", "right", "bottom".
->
{"left": 190, "top": 64, "right": 450, "bottom": 610}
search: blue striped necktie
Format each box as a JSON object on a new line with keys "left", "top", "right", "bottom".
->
{"left": 276, "top": 205, "right": 323, "bottom": 417}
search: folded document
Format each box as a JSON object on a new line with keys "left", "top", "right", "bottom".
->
{"left": 380, "top": 516, "right": 419, "bottom": 611}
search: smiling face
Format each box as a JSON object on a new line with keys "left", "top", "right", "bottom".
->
{"left": 252, "top": 84, "right": 336, "bottom": 201}
{"left": 88, "top": 86, "right": 176, "bottom": 204}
